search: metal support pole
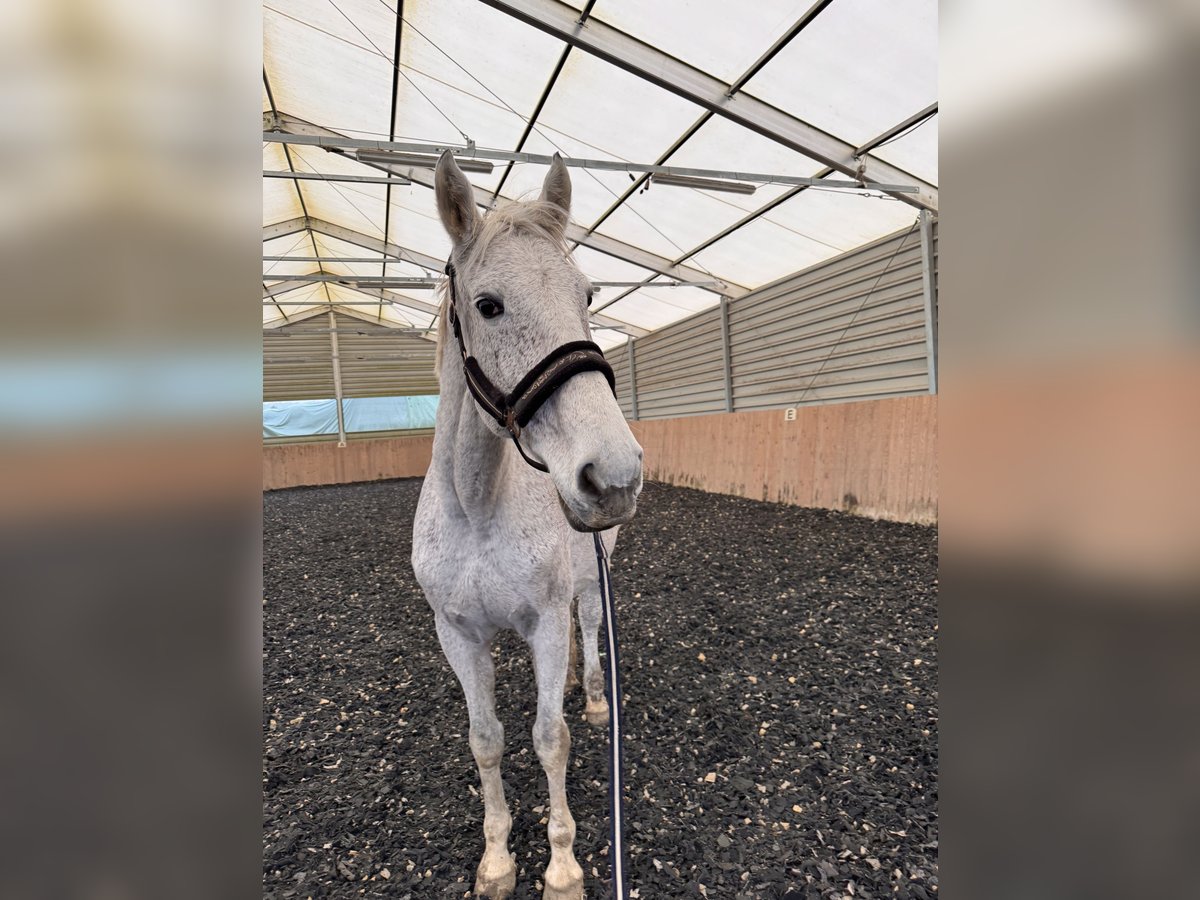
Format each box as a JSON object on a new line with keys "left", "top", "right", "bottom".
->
{"left": 627, "top": 338, "right": 639, "bottom": 421}
{"left": 328, "top": 310, "right": 347, "bottom": 446}
{"left": 919, "top": 211, "right": 938, "bottom": 394}
{"left": 719, "top": 295, "right": 733, "bottom": 413}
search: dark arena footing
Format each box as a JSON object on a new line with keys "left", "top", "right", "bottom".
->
{"left": 264, "top": 480, "right": 938, "bottom": 899}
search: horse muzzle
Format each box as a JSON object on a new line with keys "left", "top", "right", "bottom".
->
{"left": 558, "top": 458, "right": 642, "bottom": 532}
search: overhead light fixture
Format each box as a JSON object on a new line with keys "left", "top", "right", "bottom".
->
{"left": 651, "top": 172, "right": 756, "bottom": 195}
{"left": 356, "top": 150, "right": 494, "bottom": 174}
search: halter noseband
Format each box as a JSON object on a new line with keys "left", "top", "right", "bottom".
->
{"left": 444, "top": 261, "right": 616, "bottom": 473}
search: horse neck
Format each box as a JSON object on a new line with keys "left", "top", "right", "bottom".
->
{"left": 431, "top": 348, "right": 517, "bottom": 523}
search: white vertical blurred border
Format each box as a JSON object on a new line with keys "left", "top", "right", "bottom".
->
{"left": 0, "top": 0, "right": 260, "bottom": 897}
{"left": 942, "top": 2, "right": 1200, "bottom": 897}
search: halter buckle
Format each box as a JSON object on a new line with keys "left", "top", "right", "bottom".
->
{"left": 504, "top": 409, "right": 521, "bottom": 438}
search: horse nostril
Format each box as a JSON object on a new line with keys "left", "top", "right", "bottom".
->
{"left": 577, "top": 462, "right": 603, "bottom": 499}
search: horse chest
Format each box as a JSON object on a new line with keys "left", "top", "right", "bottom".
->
{"left": 413, "top": 499, "right": 571, "bottom": 630}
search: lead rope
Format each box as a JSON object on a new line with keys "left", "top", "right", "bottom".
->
{"left": 593, "top": 532, "right": 629, "bottom": 900}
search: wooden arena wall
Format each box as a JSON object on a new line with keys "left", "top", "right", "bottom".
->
{"left": 262, "top": 395, "right": 936, "bottom": 524}
{"left": 263, "top": 434, "right": 434, "bottom": 492}
{"left": 628, "top": 395, "right": 936, "bottom": 524}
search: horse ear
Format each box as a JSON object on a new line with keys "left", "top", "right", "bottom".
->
{"left": 435, "top": 150, "right": 480, "bottom": 245}
{"left": 539, "top": 153, "right": 572, "bottom": 231}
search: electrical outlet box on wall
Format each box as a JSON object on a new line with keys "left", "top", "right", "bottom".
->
{"left": 784, "top": 408, "right": 797, "bottom": 422}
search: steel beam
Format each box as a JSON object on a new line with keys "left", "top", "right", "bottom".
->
{"left": 719, "top": 295, "right": 733, "bottom": 413}
{"left": 919, "top": 211, "right": 938, "bottom": 394}
{"left": 263, "top": 217, "right": 308, "bottom": 242}
{"left": 262, "top": 274, "right": 439, "bottom": 318}
{"left": 263, "top": 271, "right": 718, "bottom": 290}
{"left": 266, "top": 131, "right": 915, "bottom": 194}
{"left": 263, "top": 273, "right": 437, "bottom": 289}
{"left": 331, "top": 285, "right": 440, "bottom": 317}
{"left": 306, "top": 217, "right": 444, "bottom": 272}
{"left": 264, "top": 300, "right": 418, "bottom": 306}
{"left": 264, "top": 169, "right": 412, "bottom": 186}
{"left": 582, "top": 1, "right": 831, "bottom": 247}
{"left": 263, "top": 280, "right": 312, "bottom": 299}
{"left": 263, "top": 256, "right": 404, "bottom": 263}
{"left": 266, "top": 302, "right": 434, "bottom": 334}
{"left": 328, "top": 303, "right": 433, "bottom": 333}
{"left": 267, "top": 113, "right": 746, "bottom": 296}
{"left": 328, "top": 310, "right": 347, "bottom": 446}
{"left": 627, "top": 339, "right": 639, "bottom": 421}
{"left": 476, "top": 0, "right": 937, "bottom": 212}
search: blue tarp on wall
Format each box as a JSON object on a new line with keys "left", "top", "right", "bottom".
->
{"left": 263, "top": 395, "right": 439, "bottom": 438}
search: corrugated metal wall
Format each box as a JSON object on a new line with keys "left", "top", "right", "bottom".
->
{"left": 263, "top": 313, "right": 438, "bottom": 401}
{"left": 610, "top": 345, "right": 635, "bottom": 419}
{"left": 631, "top": 310, "right": 728, "bottom": 419}
{"left": 622, "top": 219, "right": 937, "bottom": 420}
{"left": 262, "top": 220, "right": 937, "bottom": 416}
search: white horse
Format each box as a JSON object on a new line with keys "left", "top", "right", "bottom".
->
{"left": 412, "top": 151, "right": 643, "bottom": 900}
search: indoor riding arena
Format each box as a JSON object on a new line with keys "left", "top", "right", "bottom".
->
{"left": 263, "top": 2, "right": 938, "bottom": 898}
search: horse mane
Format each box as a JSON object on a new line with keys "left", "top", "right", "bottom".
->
{"left": 435, "top": 199, "right": 570, "bottom": 378}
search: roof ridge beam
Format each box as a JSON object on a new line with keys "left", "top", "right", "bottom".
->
{"left": 263, "top": 217, "right": 308, "bottom": 242}
{"left": 263, "top": 279, "right": 313, "bottom": 299}
{"left": 476, "top": 0, "right": 936, "bottom": 211}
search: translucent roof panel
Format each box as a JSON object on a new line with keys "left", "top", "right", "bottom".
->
{"left": 568, "top": 246, "right": 662, "bottom": 286}
{"left": 540, "top": 52, "right": 703, "bottom": 164}
{"left": 264, "top": 282, "right": 327, "bottom": 327}
{"left": 688, "top": 214, "right": 845, "bottom": 289}
{"left": 597, "top": 285, "right": 719, "bottom": 332}
{"left": 263, "top": 146, "right": 304, "bottom": 226}
{"left": 501, "top": 131, "right": 637, "bottom": 228}
{"left": 393, "top": 0, "right": 565, "bottom": 194}
{"left": 600, "top": 182, "right": 775, "bottom": 265}
{"left": 264, "top": 1, "right": 394, "bottom": 140}
{"left": 742, "top": 0, "right": 938, "bottom": 147}
{"left": 872, "top": 114, "right": 939, "bottom": 185}
{"left": 594, "top": 0, "right": 816, "bottom": 84}
{"left": 261, "top": 259, "right": 319, "bottom": 281}
{"left": 263, "top": 233, "right": 319, "bottom": 281}
{"left": 386, "top": 197, "right": 453, "bottom": 262}
{"left": 758, "top": 177, "right": 920, "bottom": 255}
{"left": 263, "top": 0, "right": 937, "bottom": 342}
{"left": 311, "top": 234, "right": 432, "bottom": 280}
{"left": 288, "top": 144, "right": 389, "bottom": 239}
{"left": 666, "top": 116, "right": 825, "bottom": 214}
{"left": 590, "top": 328, "right": 629, "bottom": 353}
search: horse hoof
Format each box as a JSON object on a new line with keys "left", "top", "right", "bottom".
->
{"left": 543, "top": 884, "right": 584, "bottom": 900}
{"left": 542, "top": 870, "right": 584, "bottom": 900}
{"left": 475, "top": 856, "right": 516, "bottom": 899}
{"left": 583, "top": 699, "right": 609, "bottom": 728}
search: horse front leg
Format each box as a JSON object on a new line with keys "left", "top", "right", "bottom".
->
{"left": 576, "top": 583, "right": 609, "bottom": 728}
{"left": 434, "top": 615, "right": 517, "bottom": 899}
{"left": 530, "top": 604, "right": 585, "bottom": 900}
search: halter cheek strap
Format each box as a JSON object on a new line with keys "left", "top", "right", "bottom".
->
{"left": 445, "top": 262, "right": 616, "bottom": 473}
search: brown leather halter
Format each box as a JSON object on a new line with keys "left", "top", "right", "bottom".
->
{"left": 444, "top": 262, "right": 616, "bottom": 473}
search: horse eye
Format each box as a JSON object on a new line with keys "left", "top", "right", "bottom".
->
{"left": 585, "top": 289, "right": 594, "bottom": 308}
{"left": 474, "top": 297, "right": 504, "bottom": 319}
